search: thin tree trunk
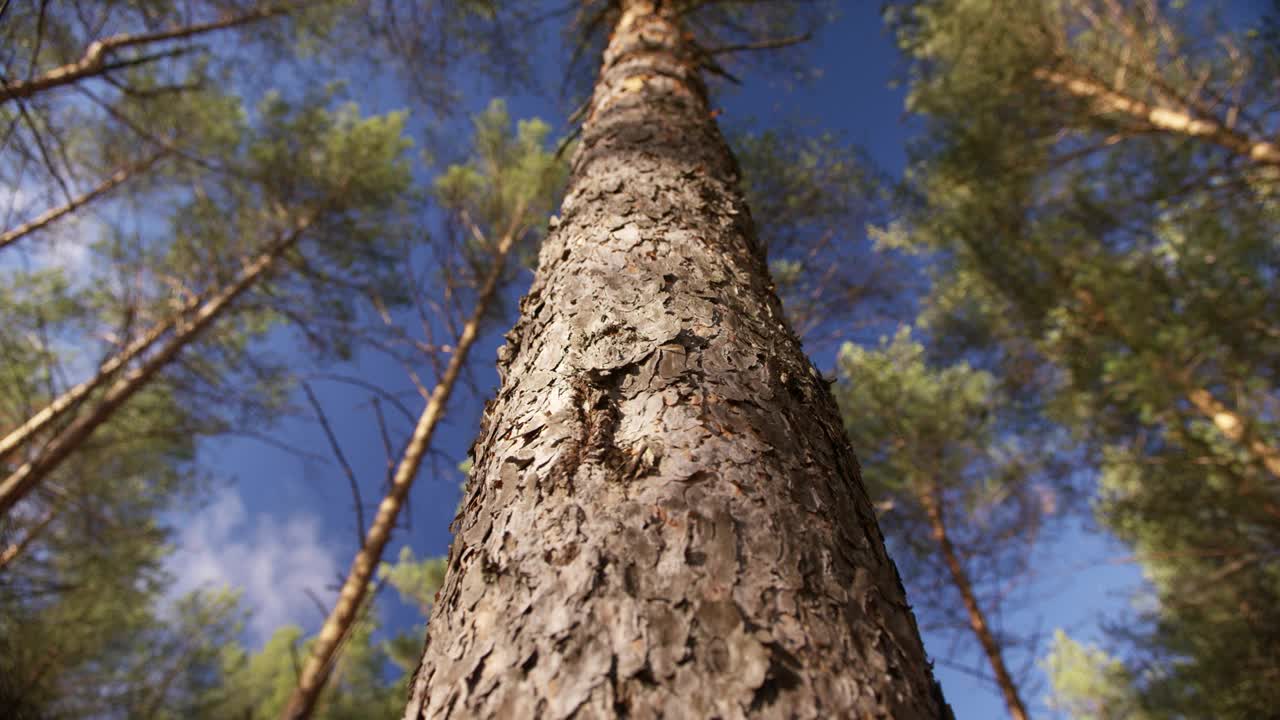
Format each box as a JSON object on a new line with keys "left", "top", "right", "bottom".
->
{"left": 0, "top": 503, "right": 57, "bottom": 571}
{"left": 1074, "top": 289, "right": 1280, "bottom": 482}
{"left": 0, "top": 215, "right": 314, "bottom": 517}
{"left": 0, "top": 152, "right": 166, "bottom": 251}
{"left": 1034, "top": 67, "right": 1280, "bottom": 167}
{"left": 403, "top": 3, "right": 948, "bottom": 718}
{"left": 0, "top": 3, "right": 297, "bottom": 104}
{"left": 0, "top": 285, "right": 192, "bottom": 466}
{"left": 921, "top": 488, "right": 1030, "bottom": 720}
{"left": 1184, "top": 387, "right": 1280, "bottom": 480}
{"left": 282, "top": 210, "right": 525, "bottom": 720}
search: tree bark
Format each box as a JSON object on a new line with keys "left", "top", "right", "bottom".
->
{"left": 282, "top": 209, "right": 525, "bottom": 720}
{"left": 0, "top": 215, "right": 314, "bottom": 518}
{"left": 0, "top": 152, "right": 167, "bottom": 251}
{"left": 402, "top": 3, "right": 948, "bottom": 718}
{"left": 920, "top": 488, "right": 1029, "bottom": 720}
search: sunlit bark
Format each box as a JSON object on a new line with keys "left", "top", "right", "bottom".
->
{"left": 402, "top": 2, "right": 948, "bottom": 717}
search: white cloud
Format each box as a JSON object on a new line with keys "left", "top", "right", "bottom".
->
{"left": 167, "top": 487, "right": 340, "bottom": 645}
{"left": 36, "top": 220, "right": 97, "bottom": 274}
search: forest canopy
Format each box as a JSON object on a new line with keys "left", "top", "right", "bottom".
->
{"left": 0, "top": 1, "right": 1275, "bottom": 718}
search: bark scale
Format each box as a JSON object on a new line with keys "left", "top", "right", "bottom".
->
{"left": 920, "top": 489, "right": 1029, "bottom": 720}
{"left": 403, "top": 3, "right": 948, "bottom": 718}
{"left": 282, "top": 212, "right": 524, "bottom": 720}
{"left": 0, "top": 216, "right": 313, "bottom": 517}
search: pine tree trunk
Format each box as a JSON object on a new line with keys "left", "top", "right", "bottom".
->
{"left": 921, "top": 488, "right": 1029, "bottom": 720}
{"left": 403, "top": 3, "right": 948, "bottom": 718}
{"left": 0, "top": 216, "right": 312, "bottom": 517}
{"left": 282, "top": 211, "right": 525, "bottom": 720}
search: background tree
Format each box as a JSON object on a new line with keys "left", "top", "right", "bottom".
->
{"left": 283, "top": 99, "right": 566, "bottom": 720}
{"left": 196, "top": 549, "right": 446, "bottom": 720}
{"left": 889, "top": 0, "right": 1280, "bottom": 714}
{"left": 733, "top": 127, "right": 910, "bottom": 350}
{"left": 0, "top": 90, "right": 415, "bottom": 515}
{"left": 836, "top": 327, "right": 1071, "bottom": 720}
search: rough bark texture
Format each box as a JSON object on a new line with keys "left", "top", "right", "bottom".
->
{"left": 403, "top": 3, "right": 948, "bottom": 718}
{"left": 921, "top": 489, "right": 1028, "bottom": 720}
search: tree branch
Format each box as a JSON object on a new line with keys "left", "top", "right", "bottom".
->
{"left": 0, "top": 2, "right": 298, "bottom": 103}
{"left": 1035, "top": 66, "right": 1280, "bottom": 167}
{"left": 0, "top": 150, "right": 167, "bottom": 251}
{"left": 705, "top": 32, "right": 811, "bottom": 56}
{"left": 301, "top": 382, "right": 365, "bottom": 551}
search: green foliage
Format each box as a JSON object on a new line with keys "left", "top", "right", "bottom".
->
{"left": 198, "top": 547, "right": 447, "bottom": 719}
{"left": 208, "top": 619, "right": 402, "bottom": 720}
{"left": 1087, "top": 443, "right": 1280, "bottom": 718}
{"left": 835, "top": 327, "right": 1056, "bottom": 651}
{"left": 0, "top": 587, "right": 248, "bottom": 719}
{"left": 0, "top": 270, "right": 88, "bottom": 405}
{"left": 0, "top": 18, "right": 424, "bottom": 719}
{"left": 380, "top": 546, "right": 448, "bottom": 617}
{"left": 434, "top": 98, "right": 567, "bottom": 271}
{"left": 1044, "top": 630, "right": 1148, "bottom": 720}
{"left": 380, "top": 547, "right": 450, "bottom": 675}
{"left": 737, "top": 129, "right": 885, "bottom": 256}
{"left": 0, "top": 2, "right": 532, "bottom": 717}
{"left": 0, "top": 540, "right": 449, "bottom": 718}
{"left": 0, "top": 357, "right": 218, "bottom": 719}
{"left": 890, "top": 0, "right": 1280, "bottom": 715}
{"left": 838, "top": 326, "right": 998, "bottom": 500}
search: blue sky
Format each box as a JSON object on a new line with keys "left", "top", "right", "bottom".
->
{"left": 156, "top": 2, "right": 1263, "bottom": 717}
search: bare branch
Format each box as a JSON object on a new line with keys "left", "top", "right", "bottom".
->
{"left": 0, "top": 150, "right": 167, "bottom": 251}
{"left": 0, "top": 2, "right": 300, "bottom": 103}
{"left": 301, "top": 382, "right": 365, "bottom": 550}
{"left": 705, "top": 32, "right": 811, "bottom": 56}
